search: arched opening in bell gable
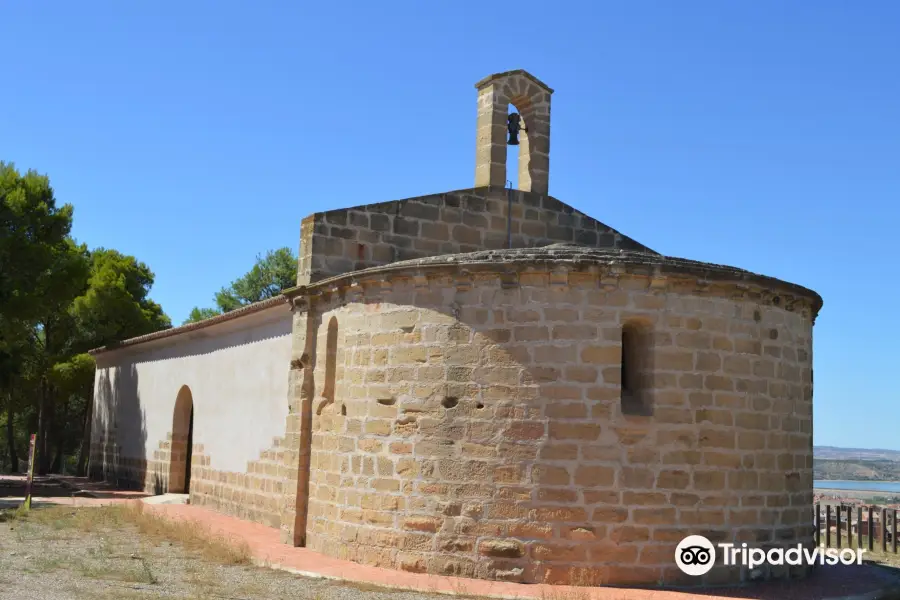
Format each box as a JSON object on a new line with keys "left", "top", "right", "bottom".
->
{"left": 505, "top": 95, "right": 535, "bottom": 192}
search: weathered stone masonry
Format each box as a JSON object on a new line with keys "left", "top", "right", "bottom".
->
{"left": 296, "top": 186, "right": 654, "bottom": 286}
{"left": 90, "top": 69, "right": 822, "bottom": 589}
{"left": 90, "top": 432, "right": 287, "bottom": 529}
{"left": 279, "top": 245, "right": 820, "bottom": 587}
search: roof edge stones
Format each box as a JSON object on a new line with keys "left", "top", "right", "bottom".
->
{"left": 475, "top": 70, "right": 554, "bottom": 94}
{"left": 284, "top": 244, "right": 822, "bottom": 321}
{"left": 88, "top": 295, "right": 291, "bottom": 356}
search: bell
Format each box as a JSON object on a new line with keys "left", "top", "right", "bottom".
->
{"left": 507, "top": 113, "right": 525, "bottom": 146}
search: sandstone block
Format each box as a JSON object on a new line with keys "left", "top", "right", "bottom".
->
{"left": 478, "top": 539, "right": 525, "bottom": 558}
{"left": 403, "top": 516, "right": 442, "bottom": 533}
{"left": 580, "top": 345, "right": 620, "bottom": 365}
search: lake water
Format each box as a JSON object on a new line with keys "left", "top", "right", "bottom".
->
{"left": 814, "top": 480, "right": 900, "bottom": 493}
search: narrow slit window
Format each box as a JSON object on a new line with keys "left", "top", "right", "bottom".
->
{"left": 316, "top": 316, "right": 339, "bottom": 416}
{"left": 621, "top": 322, "right": 652, "bottom": 416}
{"left": 323, "top": 317, "right": 338, "bottom": 403}
{"left": 621, "top": 327, "right": 634, "bottom": 394}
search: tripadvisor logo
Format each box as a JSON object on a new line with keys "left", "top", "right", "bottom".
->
{"left": 675, "top": 535, "right": 865, "bottom": 576}
{"left": 676, "top": 535, "right": 717, "bottom": 576}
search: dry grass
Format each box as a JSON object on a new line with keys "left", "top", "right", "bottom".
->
{"left": 538, "top": 583, "right": 592, "bottom": 600}
{"left": 539, "top": 589, "right": 592, "bottom": 600}
{"left": 817, "top": 534, "right": 900, "bottom": 568}
{"left": 1, "top": 504, "right": 639, "bottom": 600}
{"left": 5, "top": 502, "right": 251, "bottom": 565}
{"left": 0, "top": 503, "right": 475, "bottom": 600}
{"left": 75, "top": 555, "right": 160, "bottom": 584}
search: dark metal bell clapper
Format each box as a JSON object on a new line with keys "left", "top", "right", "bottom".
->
{"left": 507, "top": 112, "right": 527, "bottom": 145}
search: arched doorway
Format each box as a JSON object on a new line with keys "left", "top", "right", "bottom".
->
{"left": 169, "top": 385, "right": 194, "bottom": 494}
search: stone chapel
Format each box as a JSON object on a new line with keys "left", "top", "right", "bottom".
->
{"left": 90, "top": 70, "right": 822, "bottom": 587}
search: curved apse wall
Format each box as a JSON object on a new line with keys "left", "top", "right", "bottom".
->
{"left": 300, "top": 252, "right": 817, "bottom": 587}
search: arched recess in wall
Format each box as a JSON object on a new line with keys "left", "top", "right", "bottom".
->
{"left": 317, "top": 317, "right": 339, "bottom": 415}
{"left": 169, "top": 385, "right": 194, "bottom": 494}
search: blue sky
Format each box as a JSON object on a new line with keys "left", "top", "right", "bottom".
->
{"left": 2, "top": 2, "right": 898, "bottom": 450}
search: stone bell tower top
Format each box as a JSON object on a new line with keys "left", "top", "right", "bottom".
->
{"left": 474, "top": 70, "right": 553, "bottom": 195}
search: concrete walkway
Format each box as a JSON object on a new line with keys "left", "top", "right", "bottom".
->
{"left": 144, "top": 502, "right": 900, "bottom": 600}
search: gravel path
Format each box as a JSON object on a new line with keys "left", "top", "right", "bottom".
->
{"left": 0, "top": 509, "right": 454, "bottom": 600}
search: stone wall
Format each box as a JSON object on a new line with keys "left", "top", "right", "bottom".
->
{"left": 296, "top": 186, "right": 654, "bottom": 285}
{"left": 88, "top": 431, "right": 171, "bottom": 494}
{"left": 90, "top": 430, "right": 287, "bottom": 529}
{"left": 189, "top": 437, "right": 286, "bottom": 528}
{"left": 294, "top": 255, "right": 818, "bottom": 587}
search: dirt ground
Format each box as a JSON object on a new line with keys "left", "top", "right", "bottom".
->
{"left": 0, "top": 505, "right": 456, "bottom": 600}
{"left": 2, "top": 501, "right": 900, "bottom": 600}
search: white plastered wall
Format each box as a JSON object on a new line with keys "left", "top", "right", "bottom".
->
{"left": 91, "top": 303, "right": 292, "bottom": 473}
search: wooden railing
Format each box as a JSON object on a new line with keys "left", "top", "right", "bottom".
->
{"left": 814, "top": 503, "right": 899, "bottom": 553}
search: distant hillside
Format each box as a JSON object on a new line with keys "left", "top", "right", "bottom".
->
{"left": 815, "top": 446, "right": 900, "bottom": 461}
{"left": 814, "top": 446, "right": 900, "bottom": 481}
